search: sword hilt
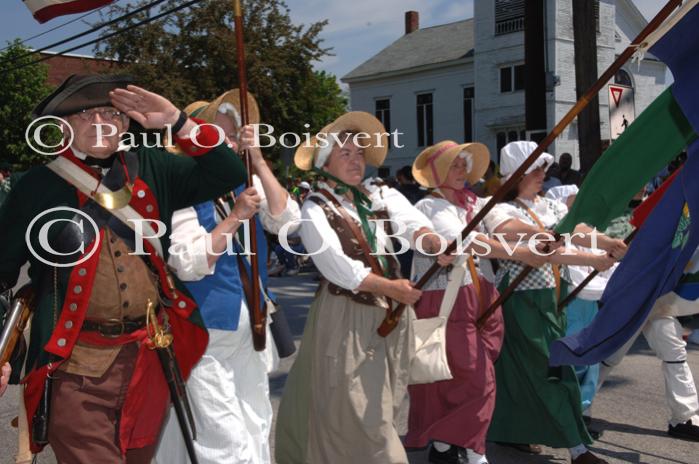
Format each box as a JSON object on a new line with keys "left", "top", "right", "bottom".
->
{"left": 146, "top": 299, "right": 173, "bottom": 349}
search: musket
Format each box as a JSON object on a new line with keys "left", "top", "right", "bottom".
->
{"left": 146, "top": 300, "right": 199, "bottom": 464}
{"left": 233, "top": 0, "right": 266, "bottom": 351}
{"left": 377, "top": 0, "right": 684, "bottom": 337}
{"left": 0, "top": 285, "right": 34, "bottom": 367}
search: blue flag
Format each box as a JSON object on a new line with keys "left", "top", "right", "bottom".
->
{"left": 549, "top": 3, "right": 699, "bottom": 367}
{"left": 649, "top": 4, "right": 699, "bottom": 133}
{"left": 549, "top": 141, "right": 699, "bottom": 366}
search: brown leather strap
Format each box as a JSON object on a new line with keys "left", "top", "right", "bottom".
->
{"left": 431, "top": 190, "right": 488, "bottom": 314}
{"left": 513, "top": 199, "right": 561, "bottom": 301}
{"left": 317, "top": 190, "right": 392, "bottom": 309}
{"left": 214, "top": 199, "right": 257, "bottom": 318}
{"left": 467, "top": 256, "right": 488, "bottom": 315}
{"left": 318, "top": 189, "right": 386, "bottom": 277}
{"left": 430, "top": 190, "right": 488, "bottom": 313}
{"left": 82, "top": 316, "right": 147, "bottom": 337}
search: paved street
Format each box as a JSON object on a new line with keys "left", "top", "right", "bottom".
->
{"left": 2, "top": 271, "right": 698, "bottom": 463}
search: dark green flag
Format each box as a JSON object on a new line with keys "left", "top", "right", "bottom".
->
{"left": 556, "top": 87, "right": 697, "bottom": 234}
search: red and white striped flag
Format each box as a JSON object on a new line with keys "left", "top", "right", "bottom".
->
{"left": 23, "top": 0, "right": 115, "bottom": 23}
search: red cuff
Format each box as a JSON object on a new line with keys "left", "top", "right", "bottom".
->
{"left": 174, "top": 117, "right": 226, "bottom": 157}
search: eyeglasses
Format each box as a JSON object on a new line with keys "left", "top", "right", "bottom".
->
{"left": 75, "top": 108, "right": 124, "bottom": 121}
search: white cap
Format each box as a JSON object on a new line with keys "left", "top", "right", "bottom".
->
{"left": 299, "top": 181, "right": 311, "bottom": 190}
{"left": 545, "top": 184, "right": 579, "bottom": 202}
{"left": 499, "top": 141, "right": 554, "bottom": 182}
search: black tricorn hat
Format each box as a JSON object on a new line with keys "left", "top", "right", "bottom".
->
{"left": 32, "top": 74, "right": 134, "bottom": 118}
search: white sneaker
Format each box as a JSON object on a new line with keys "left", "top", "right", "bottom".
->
{"left": 465, "top": 449, "right": 488, "bottom": 464}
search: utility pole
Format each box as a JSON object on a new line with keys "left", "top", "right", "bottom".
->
{"left": 573, "top": 0, "right": 602, "bottom": 175}
{"left": 524, "top": 0, "right": 547, "bottom": 141}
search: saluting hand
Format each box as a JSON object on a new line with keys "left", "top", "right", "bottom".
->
{"left": 110, "top": 85, "right": 183, "bottom": 131}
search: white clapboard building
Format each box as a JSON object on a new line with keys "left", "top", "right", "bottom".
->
{"left": 341, "top": 0, "right": 668, "bottom": 176}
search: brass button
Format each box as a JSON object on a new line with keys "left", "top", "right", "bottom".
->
{"left": 69, "top": 303, "right": 77, "bottom": 312}
{"left": 57, "top": 338, "right": 66, "bottom": 347}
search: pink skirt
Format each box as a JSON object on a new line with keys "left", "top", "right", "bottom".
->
{"left": 405, "top": 278, "right": 504, "bottom": 454}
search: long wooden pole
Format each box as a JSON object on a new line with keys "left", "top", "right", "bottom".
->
{"left": 234, "top": 0, "right": 266, "bottom": 351}
{"left": 377, "top": 0, "right": 684, "bottom": 337}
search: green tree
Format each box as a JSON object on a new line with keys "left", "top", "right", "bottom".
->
{"left": 0, "top": 40, "right": 52, "bottom": 169}
{"left": 95, "top": 0, "right": 347, "bottom": 159}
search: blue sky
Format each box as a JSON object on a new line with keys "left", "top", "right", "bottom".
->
{"left": 0, "top": 0, "right": 664, "bottom": 82}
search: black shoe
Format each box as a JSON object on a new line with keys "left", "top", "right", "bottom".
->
{"left": 572, "top": 451, "right": 609, "bottom": 464}
{"left": 583, "top": 416, "right": 604, "bottom": 440}
{"left": 428, "top": 444, "right": 465, "bottom": 464}
{"left": 668, "top": 419, "right": 699, "bottom": 441}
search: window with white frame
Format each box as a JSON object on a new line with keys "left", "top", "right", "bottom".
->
{"left": 463, "top": 87, "right": 474, "bottom": 142}
{"left": 375, "top": 98, "right": 391, "bottom": 148}
{"left": 416, "top": 93, "right": 434, "bottom": 147}
{"left": 500, "top": 64, "right": 525, "bottom": 93}
{"left": 496, "top": 128, "right": 526, "bottom": 161}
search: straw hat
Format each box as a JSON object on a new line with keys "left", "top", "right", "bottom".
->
{"left": 166, "top": 90, "right": 260, "bottom": 154}
{"left": 183, "top": 100, "right": 209, "bottom": 119}
{"left": 499, "top": 141, "right": 554, "bottom": 182}
{"left": 412, "top": 141, "right": 490, "bottom": 188}
{"left": 195, "top": 89, "right": 260, "bottom": 125}
{"left": 294, "top": 112, "right": 388, "bottom": 171}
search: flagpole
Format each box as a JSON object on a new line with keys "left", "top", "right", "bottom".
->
{"left": 234, "top": 0, "right": 266, "bottom": 351}
{"left": 377, "top": 0, "right": 684, "bottom": 337}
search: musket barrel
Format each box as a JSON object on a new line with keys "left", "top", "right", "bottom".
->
{"left": 0, "top": 299, "right": 25, "bottom": 365}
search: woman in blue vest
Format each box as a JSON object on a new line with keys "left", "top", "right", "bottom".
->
{"left": 155, "top": 90, "right": 300, "bottom": 464}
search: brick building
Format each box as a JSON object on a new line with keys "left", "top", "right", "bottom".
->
{"left": 39, "top": 51, "right": 123, "bottom": 86}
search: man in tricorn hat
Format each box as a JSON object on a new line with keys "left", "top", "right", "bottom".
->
{"left": 0, "top": 74, "right": 247, "bottom": 463}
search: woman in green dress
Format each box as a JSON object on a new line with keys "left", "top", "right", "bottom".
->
{"left": 484, "top": 141, "right": 627, "bottom": 464}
